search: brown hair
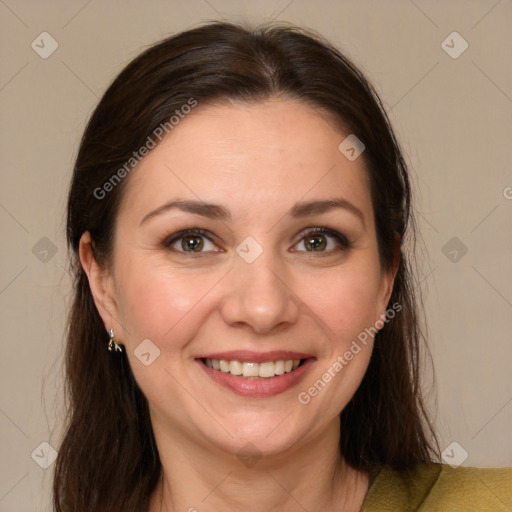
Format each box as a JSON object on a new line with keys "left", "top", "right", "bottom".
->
{"left": 55, "top": 20, "right": 439, "bottom": 511}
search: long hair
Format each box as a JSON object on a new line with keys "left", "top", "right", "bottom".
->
{"left": 55, "top": 21, "right": 439, "bottom": 511}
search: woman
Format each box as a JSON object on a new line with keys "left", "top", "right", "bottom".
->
{"left": 54, "top": 21, "right": 512, "bottom": 511}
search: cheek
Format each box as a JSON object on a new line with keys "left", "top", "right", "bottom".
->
{"left": 294, "top": 265, "right": 381, "bottom": 418}
{"left": 114, "top": 258, "right": 218, "bottom": 346}
{"left": 113, "top": 259, "right": 224, "bottom": 400}
{"left": 300, "top": 261, "right": 383, "bottom": 345}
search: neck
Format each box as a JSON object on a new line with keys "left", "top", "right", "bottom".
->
{"left": 148, "top": 414, "right": 369, "bottom": 512}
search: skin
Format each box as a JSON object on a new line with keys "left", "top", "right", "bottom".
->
{"left": 80, "top": 98, "right": 398, "bottom": 511}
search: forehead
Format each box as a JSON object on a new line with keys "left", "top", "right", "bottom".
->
{"left": 119, "top": 98, "right": 372, "bottom": 223}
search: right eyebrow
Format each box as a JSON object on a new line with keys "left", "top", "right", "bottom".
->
{"left": 139, "top": 200, "right": 231, "bottom": 226}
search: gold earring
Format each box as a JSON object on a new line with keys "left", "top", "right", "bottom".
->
{"left": 107, "top": 328, "right": 123, "bottom": 352}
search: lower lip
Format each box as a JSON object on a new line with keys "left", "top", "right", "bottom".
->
{"left": 196, "top": 358, "right": 315, "bottom": 398}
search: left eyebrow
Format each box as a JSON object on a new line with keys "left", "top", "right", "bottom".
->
{"left": 290, "top": 199, "right": 366, "bottom": 229}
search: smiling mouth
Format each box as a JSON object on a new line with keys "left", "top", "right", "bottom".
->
{"left": 202, "top": 358, "right": 305, "bottom": 379}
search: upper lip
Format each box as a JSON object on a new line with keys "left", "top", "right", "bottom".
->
{"left": 195, "top": 350, "right": 315, "bottom": 363}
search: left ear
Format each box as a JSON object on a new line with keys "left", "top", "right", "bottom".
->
{"left": 375, "top": 233, "right": 401, "bottom": 321}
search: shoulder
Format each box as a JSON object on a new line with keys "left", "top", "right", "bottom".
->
{"left": 361, "top": 462, "right": 512, "bottom": 512}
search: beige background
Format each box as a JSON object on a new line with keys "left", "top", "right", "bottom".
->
{"left": 1, "top": 0, "right": 511, "bottom": 510}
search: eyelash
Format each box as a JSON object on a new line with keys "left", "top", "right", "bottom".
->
{"left": 161, "top": 227, "right": 351, "bottom": 256}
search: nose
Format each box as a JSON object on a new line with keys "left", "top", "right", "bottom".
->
{"left": 220, "top": 249, "right": 300, "bottom": 335}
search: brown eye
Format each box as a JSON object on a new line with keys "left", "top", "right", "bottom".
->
{"left": 304, "top": 234, "right": 327, "bottom": 251}
{"left": 292, "top": 227, "right": 350, "bottom": 254}
{"left": 163, "top": 229, "right": 220, "bottom": 254}
{"left": 181, "top": 234, "right": 204, "bottom": 252}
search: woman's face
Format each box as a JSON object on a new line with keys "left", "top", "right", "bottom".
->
{"left": 86, "top": 98, "right": 395, "bottom": 458}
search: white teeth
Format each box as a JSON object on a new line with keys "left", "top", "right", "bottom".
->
{"left": 274, "top": 360, "right": 285, "bottom": 375}
{"left": 229, "top": 360, "right": 243, "bottom": 375}
{"left": 242, "top": 362, "right": 259, "bottom": 377}
{"left": 258, "top": 361, "right": 275, "bottom": 377}
{"left": 205, "top": 358, "right": 304, "bottom": 378}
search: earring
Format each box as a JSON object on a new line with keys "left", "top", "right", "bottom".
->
{"left": 107, "top": 328, "right": 123, "bottom": 352}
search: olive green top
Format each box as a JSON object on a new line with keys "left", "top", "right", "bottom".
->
{"left": 360, "top": 463, "right": 512, "bottom": 511}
